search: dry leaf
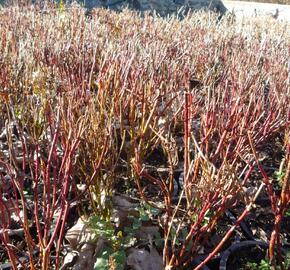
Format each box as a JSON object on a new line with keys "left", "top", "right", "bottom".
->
{"left": 127, "top": 246, "right": 163, "bottom": 270}
{"left": 65, "top": 218, "right": 96, "bottom": 250}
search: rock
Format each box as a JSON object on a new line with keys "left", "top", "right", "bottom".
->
{"left": 83, "top": 0, "right": 227, "bottom": 17}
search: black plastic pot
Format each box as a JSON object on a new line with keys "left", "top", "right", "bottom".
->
{"left": 189, "top": 253, "right": 224, "bottom": 270}
{"left": 219, "top": 240, "right": 268, "bottom": 270}
{"left": 191, "top": 256, "right": 211, "bottom": 270}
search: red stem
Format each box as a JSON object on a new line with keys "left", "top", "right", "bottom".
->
{"left": 194, "top": 206, "right": 251, "bottom": 270}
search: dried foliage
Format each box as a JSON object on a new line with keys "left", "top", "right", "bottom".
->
{"left": 0, "top": 4, "right": 289, "bottom": 269}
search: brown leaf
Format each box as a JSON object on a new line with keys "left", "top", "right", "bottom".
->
{"left": 127, "top": 246, "right": 163, "bottom": 270}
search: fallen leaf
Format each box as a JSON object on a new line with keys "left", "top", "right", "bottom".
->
{"left": 112, "top": 195, "right": 138, "bottom": 210}
{"left": 127, "top": 246, "right": 163, "bottom": 270}
{"left": 72, "top": 243, "right": 96, "bottom": 270}
{"left": 60, "top": 251, "right": 78, "bottom": 270}
{"left": 65, "top": 218, "right": 97, "bottom": 250}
